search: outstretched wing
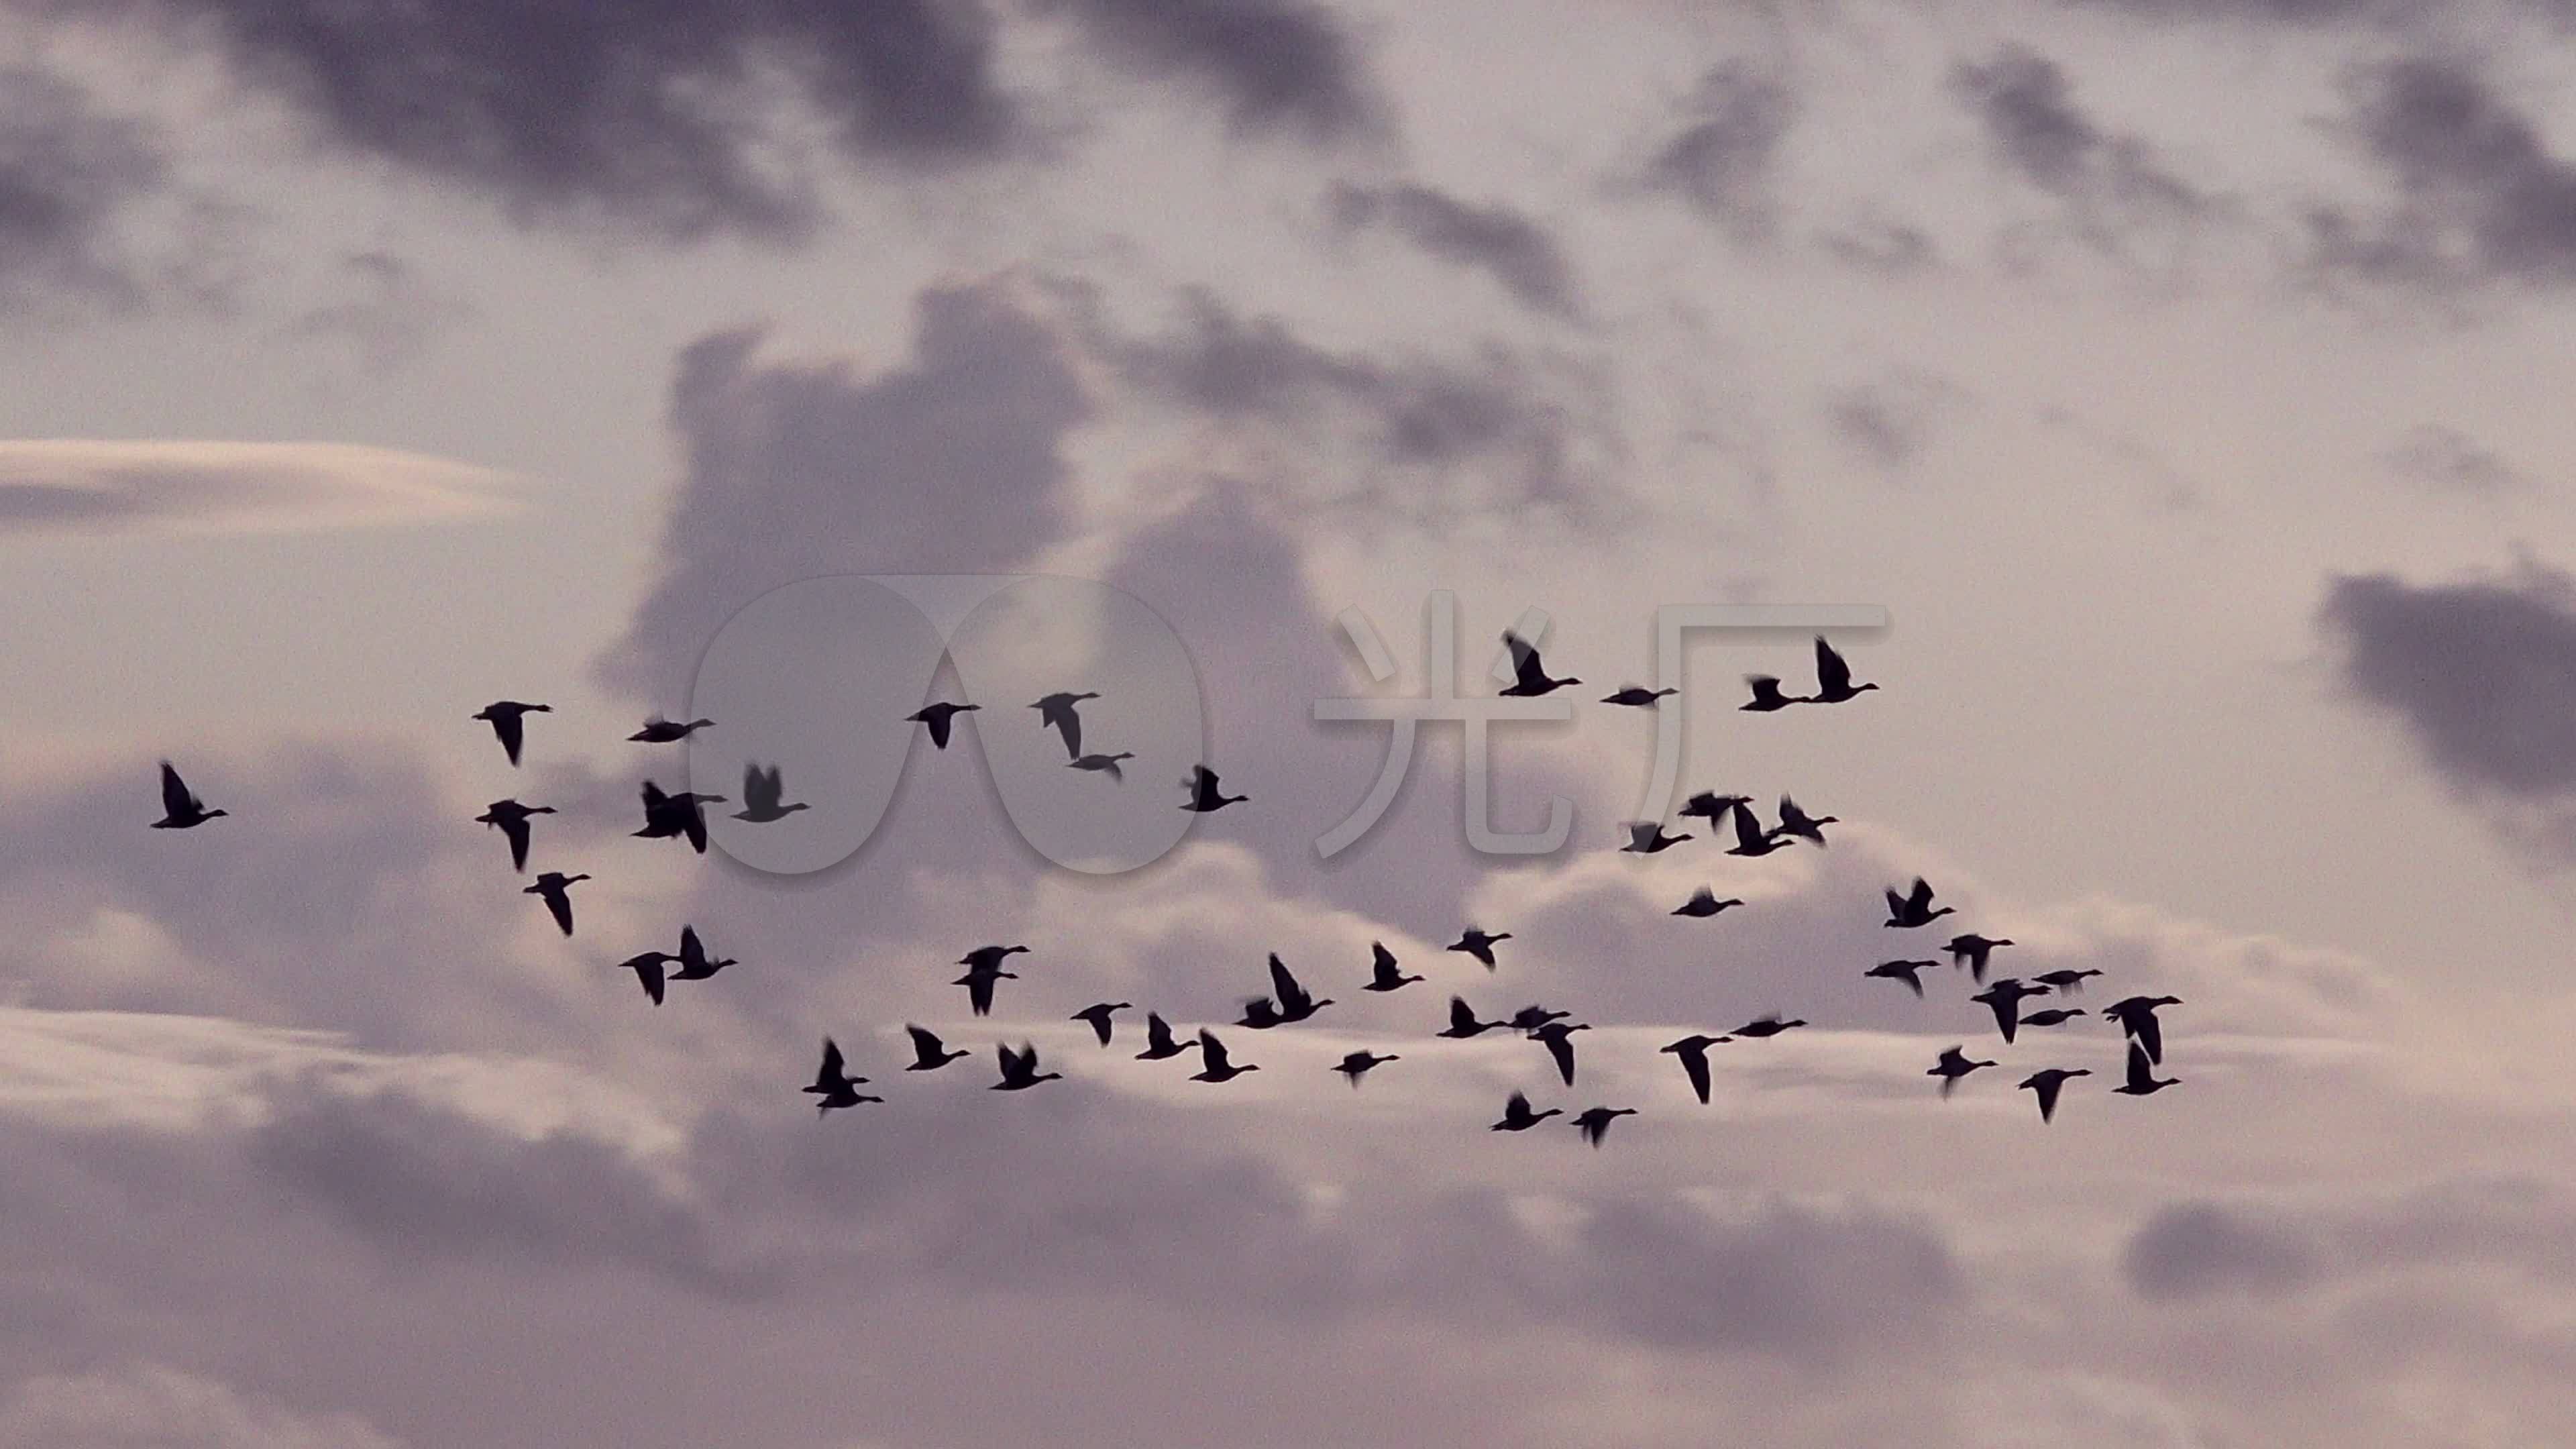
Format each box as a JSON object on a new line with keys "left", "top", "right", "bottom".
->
{"left": 906, "top": 1024, "right": 945, "bottom": 1062}
{"left": 967, "top": 971, "right": 996, "bottom": 1016}
{"left": 2137, "top": 1012, "right": 2165, "bottom": 1065}
{"left": 1908, "top": 877, "right": 1935, "bottom": 910}
{"left": 1544, "top": 1032, "right": 1575, "bottom": 1087}
{"left": 2125, "top": 1041, "right": 2155, "bottom": 1091}
{"left": 1680, "top": 1046, "right": 1712, "bottom": 1104}
{"left": 925, "top": 709, "right": 955, "bottom": 750}
{"left": 2033, "top": 1075, "right": 2063, "bottom": 1122}
{"left": 1448, "top": 996, "right": 1478, "bottom": 1032}
{"left": 500, "top": 814, "right": 532, "bottom": 871}
{"left": 1815, "top": 637, "right": 1851, "bottom": 695}
{"left": 1268, "top": 954, "right": 1307, "bottom": 1013}
{"left": 1985, "top": 994, "right": 2018, "bottom": 1044}
{"left": 492, "top": 712, "right": 526, "bottom": 767}
{"left": 1729, "top": 802, "right": 1765, "bottom": 851}
{"left": 1198, "top": 1030, "right": 1231, "bottom": 1072}
{"left": 1501, "top": 631, "right": 1545, "bottom": 690}
{"left": 158, "top": 761, "right": 195, "bottom": 816}
{"left": 818, "top": 1037, "right": 846, "bottom": 1083}
{"left": 541, "top": 886, "right": 574, "bottom": 936}
{"left": 1041, "top": 700, "right": 1083, "bottom": 759}
{"left": 679, "top": 925, "right": 706, "bottom": 972}
{"left": 684, "top": 804, "right": 709, "bottom": 855}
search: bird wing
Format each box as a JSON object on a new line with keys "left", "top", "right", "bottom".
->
{"left": 684, "top": 806, "right": 709, "bottom": 854}
{"left": 2137, "top": 1012, "right": 2165, "bottom": 1065}
{"left": 1729, "top": 802, "right": 1764, "bottom": 851}
{"left": 1268, "top": 954, "right": 1307, "bottom": 1012}
{"left": 159, "top": 762, "right": 194, "bottom": 816}
{"left": 638, "top": 957, "right": 665, "bottom": 1006}
{"left": 500, "top": 815, "right": 532, "bottom": 871}
{"left": 493, "top": 712, "right": 525, "bottom": 766}
{"left": 1371, "top": 942, "right": 1398, "bottom": 983}
{"left": 1448, "top": 996, "right": 1479, "bottom": 1032}
{"left": 1680, "top": 1047, "right": 1711, "bottom": 1104}
{"left": 1544, "top": 1032, "right": 1575, "bottom": 1086}
{"left": 819, "top": 1038, "right": 845, "bottom": 1082}
{"left": 1815, "top": 637, "right": 1851, "bottom": 694}
{"left": 906, "top": 1025, "right": 944, "bottom": 1063}
{"left": 2034, "top": 1075, "right": 2063, "bottom": 1121}
{"left": 1080, "top": 1008, "right": 1112, "bottom": 1046}
{"left": 1040, "top": 700, "right": 1083, "bottom": 759}
{"left": 1985, "top": 994, "right": 2017, "bottom": 1043}
{"left": 1502, "top": 631, "right": 1544, "bottom": 689}
{"left": 1909, "top": 877, "right": 1935, "bottom": 910}
{"left": 1144, "top": 1014, "right": 1175, "bottom": 1052}
{"left": 1199, "top": 1032, "right": 1230, "bottom": 1072}
{"left": 541, "top": 888, "right": 573, "bottom": 936}
{"left": 2125, "top": 1042, "right": 2155, "bottom": 1091}
{"left": 924, "top": 710, "right": 953, "bottom": 749}
{"left": 679, "top": 925, "right": 705, "bottom": 972}
{"left": 967, "top": 972, "right": 996, "bottom": 1016}
{"left": 741, "top": 763, "right": 771, "bottom": 812}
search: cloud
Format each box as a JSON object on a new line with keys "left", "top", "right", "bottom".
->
{"left": 0, "top": 64, "right": 168, "bottom": 312}
{"left": 1032, "top": 0, "right": 1388, "bottom": 144}
{"left": 0, "top": 440, "right": 523, "bottom": 536}
{"left": 2125, "top": 1201, "right": 2322, "bottom": 1299}
{"left": 0, "top": 1362, "right": 405, "bottom": 1449}
{"left": 1326, "top": 181, "right": 1581, "bottom": 317}
{"left": 2379, "top": 423, "right": 2522, "bottom": 496}
{"left": 1947, "top": 45, "right": 2213, "bottom": 262}
{"left": 1823, "top": 370, "right": 1970, "bottom": 472}
{"left": 276, "top": 252, "right": 471, "bottom": 374}
{"left": 1637, "top": 62, "right": 1796, "bottom": 241}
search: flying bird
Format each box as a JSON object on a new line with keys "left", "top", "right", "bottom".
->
{"left": 904, "top": 1025, "right": 969, "bottom": 1071}
{"left": 1772, "top": 796, "right": 1836, "bottom": 847}
{"left": 1437, "top": 996, "right": 1507, "bottom": 1039}
{"left": 1970, "top": 979, "right": 2049, "bottom": 1044}
{"left": 1491, "top": 1091, "right": 1561, "bottom": 1132}
{"left": 1739, "top": 676, "right": 1807, "bottom": 712}
{"left": 1622, "top": 820, "right": 1693, "bottom": 854}
{"left": 2019, "top": 1068, "right": 2092, "bottom": 1124}
{"left": 1031, "top": 691, "right": 1098, "bottom": 759}
{"left": 1531, "top": 1021, "right": 1591, "bottom": 1087}
{"left": 1364, "top": 942, "right": 1421, "bottom": 993}
{"left": 2112, "top": 1041, "right": 2180, "bottom": 1096}
{"left": 634, "top": 782, "right": 724, "bottom": 853}
{"left": 1499, "top": 631, "right": 1579, "bottom": 697}
{"left": 906, "top": 701, "right": 979, "bottom": 749}
{"left": 2017, "top": 1007, "right": 2088, "bottom": 1030}
{"left": 1069, "top": 752, "right": 1134, "bottom": 781}
{"left": 1927, "top": 1045, "right": 1996, "bottom": 1098}
{"left": 2104, "top": 996, "right": 2182, "bottom": 1065}
{"left": 1884, "top": 877, "right": 1954, "bottom": 928}
{"left": 1945, "top": 934, "right": 2015, "bottom": 984}
{"left": 151, "top": 762, "right": 227, "bottom": 830}
{"left": 1507, "top": 1004, "right": 1570, "bottom": 1033}
{"left": 953, "top": 965, "right": 1016, "bottom": 1017}
{"left": 1334, "top": 1050, "right": 1399, "bottom": 1087}
{"left": 1235, "top": 996, "right": 1283, "bottom": 1030}
{"left": 1267, "top": 954, "right": 1334, "bottom": 1023}
{"left": 616, "top": 951, "right": 674, "bottom": 1007}
{"left": 1729, "top": 1014, "right": 1807, "bottom": 1040}
{"left": 991, "top": 1042, "right": 1061, "bottom": 1091}
{"left": 475, "top": 798, "right": 555, "bottom": 871}
{"left": 959, "top": 945, "right": 1030, "bottom": 973}
{"left": 1448, "top": 928, "right": 1511, "bottom": 969}
{"left": 2034, "top": 968, "right": 2104, "bottom": 995}
{"left": 1134, "top": 1012, "right": 1200, "bottom": 1062}
{"left": 1660, "top": 1034, "right": 1729, "bottom": 1104}
{"left": 472, "top": 701, "right": 551, "bottom": 767}
{"left": 732, "top": 763, "right": 809, "bottom": 822}
{"left": 1071, "top": 1001, "right": 1132, "bottom": 1046}
{"left": 1864, "top": 959, "right": 1938, "bottom": 997}
{"left": 802, "top": 1037, "right": 866, "bottom": 1097}
{"left": 667, "top": 924, "right": 735, "bottom": 983}
{"left": 812, "top": 1076, "right": 882, "bottom": 1115}
{"left": 1190, "top": 1030, "right": 1258, "bottom": 1083}
{"left": 1809, "top": 637, "right": 1878, "bottom": 704}
{"left": 1721, "top": 802, "right": 1795, "bottom": 858}
{"left": 1572, "top": 1106, "right": 1638, "bottom": 1147}
{"left": 1672, "top": 886, "right": 1745, "bottom": 918}
{"left": 1600, "top": 685, "right": 1676, "bottom": 707}
{"left": 1181, "top": 765, "right": 1248, "bottom": 812}
{"left": 1676, "top": 790, "right": 1752, "bottom": 825}
{"left": 523, "top": 871, "right": 588, "bottom": 936}
{"left": 629, "top": 716, "right": 714, "bottom": 743}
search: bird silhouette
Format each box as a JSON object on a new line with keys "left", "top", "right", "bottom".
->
{"left": 1729, "top": 1014, "right": 1807, "bottom": 1040}
{"left": 1772, "top": 796, "right": 1836, "bottom": 847}
{"left": 1181, "top": 765, "right": 1248, "bottom": 812}
{"left": 2034, "top": 968, "right": 2104, "bottom": 994}
{"left": 1723, "top": 802, "right": 1796, "bottom": 857}
{"left": 2104, "top": 996, "right": 2181, "bottom": 1065}
{"left": 1672, "top": 886, "right": 1745, "bottom": 918}
{"left": 1884, "top": 877, "right": 1954, "bottom": 928}
{"left": 1531, "top": 1021, "right": 1591, "bottom": 1086}
{"left": 1676, "top": 790, "right": 1753, "bottom": 826}
{"left": 904, "top": 1024, "right": 969, "bottom": 1071}
{"left": 616, "top": 951, "right": 674, "bottom": 1007}
{"left": 1600, "top": 685, "right": 1676, "bottom": 707}
{"left": 1031, "top": 692, "right": 1098, "bottom": 759}
{"left": 667, "top": 924, "right": 735, "bottom": 982}
{"left": 907, "top": 701, "right": 979, "bottom": 749}
{"left": 151, "top": 761, "right": 227, "bottom": 830}
{"left": 1071, "top": 1001, "right": 1132, "bottom": 1046}
{"left": 1572, "top": 1106, "right": 1638, "bottom": 1146}
{"left": 1334, "top": 1050, "right": 1399, "bottom": 1087}
{"left": 634, "top": 782, "right": 724, "bottom": 853}
{"left": 629, "top": 716, "right": 714, "bottom": 743}
{"left": 1069, "top": 752, "right": 1134, "bottom": 781}
{"left": 991, "top": 1042, "right": 1061, "bottom": 1091}
{"left": 1507, "top": 1004, "right": 1570, "bottom": 1033}
{"left": 2017, "top": 1007, "right": 2088, "bottom": 1030}
{"left": 1235, "top": 996, "right": 1283, "bottom": 1030}
{"left": 1928, "top": 1045, "right": 1996, "bottom": 1098}
{"left": 1267, "top": 954, "right": 1334, "bottom": 1022}
{"left": 1945, "top": 934, "right": 2015, "bottom": 984}
{"left": 1808, "top": 637, "right": 1878, "bottom": 704}
{"left": 1740, "top": 676, "right": 1807, "bottom": 712}
{"left": 732, "top": 763, "right": 809, "bottom": 822}
{"left": 959, "top": 945, "right": 1029, "bottom": 973}
{"left": 1191, "top": 1030, "right": 1258, "bottom": 1083}
{"left": 1865, "top": 959, "right": 1938, "bottom": 997}
{"left": 472, "top": 701, "right": 551, "bottom": 767}
{"left": 802, "top": 1037, "right": 867, "bottom": 1097}
{"left": 1971, "top": 978, "right": 2049, "bottom": 1043}
{"left": 1448, "top": 928, "right": 1511, "bottom": 969}
{"left": 1134, "top": 1012, "right": 1200, "bottom": 1061}
{"left": 1491, "top": 1091, "right": 1561, "bottom": 1132}
{"left": 954, "top": 965, "right": 1015, "bottom": 1017}
{"left": 1438, "top": 996, "right": 1507, "bottom": 1038}
{"left": 475, "top": 798, "right": 555, "bottom": 871}
{"left": 1363, "top": 942, "right": 1422, "bottom": 992}
{"left": 1499, "top": 631, "right": 1579, "bottom": 696}
{"left": 813, "top": 1076, "right": 882, "bottom": 1114}
{"left": 1622, "top": 820, "right": 1693, "bottom": 853}
{"left": 523, "top": 871, "right": 588, "bottom": 936}
{"left": 2112, "top": 1041, "right": 2180, "bottom": 1096}
{"left": 1660, "top": 1034, "right": 1729, "bottom": 1104}
{"left": 2019, "top": 1068, "right": 2091, "bottom": 1123}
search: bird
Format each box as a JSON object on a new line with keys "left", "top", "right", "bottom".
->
{"left": 2104, "top": 996, "right": 2182, "bottom": 1065}
{"left": 1334, "top": 1050, "right": 1399, "bottom": 1087}
{"left": 1729, "top": 1014, "right": 1807, "bottom": 1040}
{"left": 151, "top": 762, "right": 227, "bottom": 830}
{"left": 1190, "top": 1030, "right": 1258, "bottom": 1083}
{"left": 1069, "top": 752, "right": 1134, "bottom": 781}
{"left": 1970, "top": 979, "right": 2049, "bottom": 1044}
{"left": 2112, "top": 1040, "right": 2180, "bottom": 1096}
{"left": 1438, "top": 996, "right": 1506, "bottom": 1038}
{"left": 2019, "top": 1067, "right": 2092, "bottom": 1123}
{"left": 907, "top": 701, "right": 979, "bottom": 749}
{"left": 634, "top": 782, "right": 724, "bottom": 853}
{"left": 1491, "top": 1091, "right": 1561, "bottom": 1132}
{"left": 523, "top": 871, "right": 588, "bottom": 936}
{"left": 1181, "top": 765, "right": 1248, "bottom": 812}
{"left": 1363, "top": 942, "right": 1421, "bottom": 993}
{"left": 1864, "top": 959, "right": 1938, "bottom": 997}
{"left": 472, "top": 701, "right": 551, "bottom": 767}
{"left": 1772, "top": 796, "right": 1836, "bottom": 847}
{"left": 1927, "top": 1045, "right": 1996, "bottom": 1098}
{"left": 1531, "top": 1021, "right": 1591, "bottom": 1087}
{"left": 1660, "top": 1034, "right": 1729, "bottom": 1104}
{"left": 1031, "top": 691, "right": 1098, "bottom": 759}
{"left": 1884, "top": 877, "right": 1954, "bottom": 928}
{"left": 1267, "top": 955, "right": 1334, "bottom": 1023}
{"left": 1601, "top": 685, "right": 1676, "bottom": 707}
{"left": 1236, "top": 996, "right": 1283, "bottom": 1029}
{"left": 1499, "top": 631, "right": 1579, "bottom": 696}
{"left": 1448, "top": 928, "right": 1511, "bottom": 969}
{"left": 475, "top": 798, "right": 555, "bottom": 871}
{"left": 1572, "top": 1106, "right": 1638, "bottom": 1146}
{"left": 991, "top": 1042, "right": 1061, "bottom": 1091}
{"left": 2035, "top": 968, "right": 2104, "bottom": 994}
{"left": 731, "top": 763, "right": 808, "bottom": 822}
{"left": 953, "top": 965, "right": 1015, "bottom": 1017}
{"left": 1676, "top": 790, "right": 1753, "bottom": 826}
{"left": 1740, "top": 676, "right": 1807, "bottom": 712}
{"left": 1622, "top": 820, "right": 1693, "bottom": 853}
{"left": 616, "top": 951, "right": 674, "bottom": 1007}
{"left": 1672, "top": 886, "right": 1745, "bottom": 918}
{"left": 1809, "top": 637, "right": 1878, "bottom": 704}
{"left": 629, "top": 716, "right": 714, "bottom": 743}
{"left": 959, "top": 945, "right": 1030, "bottom": 973}
{"left": 2017, "top": 1007, "right": 2088, "bottom": 1030}
{"left": 1945, "top": 934, "right": 2015, "bottom": 984}
{"left": 813, "top": 1076, "right": 882, "bottom": 1114}
{"left": 802, "top": 1037, "right": 867, "bottom": 1097}
{"left": 667, "top": 925, "right": 735, "bottom": 982}
{"left": 1071, "top": 1002, "right": 1132, "bottom": 1046}
{"left": 1723, "top": 802, "right": 1796, "bottom": 858}
{"left": 1507, "top": 1004, "right": 1570, "bottom": 1033}
{"left": 903, "top": 1025, "right": 969, "bottom": 1071}
{"left": 1134, "top": 1012, "right": 1200, "bottom": 1062}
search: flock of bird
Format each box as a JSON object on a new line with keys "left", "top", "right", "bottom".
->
{"left": 148, "top": 633, "right": 2184, "bottom": 1140}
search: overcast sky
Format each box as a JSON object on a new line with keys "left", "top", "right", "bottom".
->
{"left": 6, "top": 1, "right": 2576, "bottom": 1444}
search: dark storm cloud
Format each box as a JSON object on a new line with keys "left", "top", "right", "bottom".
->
{"left": 1948, "top": 45, "right": 2207, "bottom": 218}
{"left": 1030, "top": 0, "right": 1387, "bottom": 144}
{"left": 42, "top": 0, "right": 1018, "bottom": 241}
{"left": 1638, "top": 62, "right": 1796, "bottom": 241}
{"left": 1326, "top": 181, "right": 1581, "bottom": 317}
{"left": 2319, "top": 566, "right": 2576, "bottom": 802}
{"left": 0, "top": 64, "right": 167, "bottom": 309}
